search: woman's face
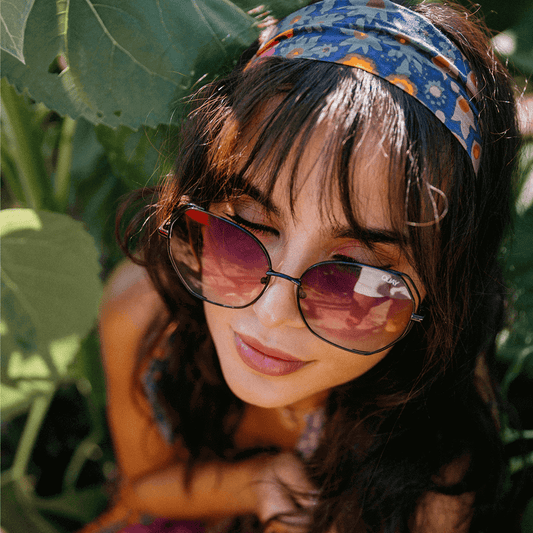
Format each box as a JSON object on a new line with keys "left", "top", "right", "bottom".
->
{"left": 204, "top": 125, "right": 424, "bottom": 410}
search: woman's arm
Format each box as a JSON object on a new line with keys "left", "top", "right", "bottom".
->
{"left": 100, "top": 260, "right": 183, "bottom": 482}
{"left": 100, "top": 260, "right": 264, "bottom": 518}
{"left": 100, "top": 261, "right": 306, "bottom": 522}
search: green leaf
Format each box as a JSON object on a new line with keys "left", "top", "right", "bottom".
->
{"left": 1, "top": 0, "right": 309, "bottom": 129}
{"left": 493, "top": 11, "right": 533, "bottom": 76}
{"left": 509, "top": 12, "right": 533, "bottom": 76}
{"left": 0, "top": 0, "right": 35, "bottom": 63}
{"left": 94, "top": 124, "right": 165, "bottom": 189}
{"left": 455, "top": 0, "right": 532, "bottom": 34}
{"left": 69, "top": 118, "right": 105, "bottom": 181}
{"left": 1, "top": 209, "right": 103, "bottom": 413}
{"left": 1, "top": 478, "right": 64, "bottom": 533}
{"left": 1, "top": 0, "right": 261, "bottom": 128}
{"left": 1, "top": 79, "right": 54, "bottom": 210}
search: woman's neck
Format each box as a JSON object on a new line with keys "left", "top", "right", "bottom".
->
{"left": 275, "top": 389, "right": 329, "bottom": 430}
{"left": 284, "top": 389, "right": 330, "bottom": 414}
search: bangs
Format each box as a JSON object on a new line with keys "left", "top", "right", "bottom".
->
{"left": 164, "top": 57, "right": 459, "bottom": 251}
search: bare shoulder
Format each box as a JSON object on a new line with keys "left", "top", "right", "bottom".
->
{"left": 101, "top": 259, "right": 163, "bottom": 318}
{"left": 99, "top": 260, "right": 167, "bottom": 376}
{"left": 98, "top": 261, "right": 183, "bottom": 480}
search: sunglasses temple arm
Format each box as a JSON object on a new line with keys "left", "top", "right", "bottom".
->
{"left": 158, "top": 220, "right": 171, "bottom": 237}
{"left": 158, "top": 204, "right": 191, "bottom": 237}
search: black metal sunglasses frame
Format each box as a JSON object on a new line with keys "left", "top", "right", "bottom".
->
{"left": 158, "top": 203, "right": 424, "bottom": 355}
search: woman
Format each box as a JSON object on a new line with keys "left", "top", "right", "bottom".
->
{"left": 81, "top": 1, "right": 520, "bottom": 531}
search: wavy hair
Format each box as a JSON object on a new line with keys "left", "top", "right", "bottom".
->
{"left": 118, "top": 1, "right": 520, "bottom": 531}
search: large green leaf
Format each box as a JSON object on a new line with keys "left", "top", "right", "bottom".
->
{"left": 1, "top": 209, "right": 103, "bottom": 414}
{"left": 0, "top": 0, "right": 256, "bottom": 128}
{"left": 0, "top": 0, "right": 35, "bottom": 63}
{"left": 1, "top": 0, "right": 309, "bottom": 129}
{"left": 0, "top": 0, "right": 253, "bottom": 129}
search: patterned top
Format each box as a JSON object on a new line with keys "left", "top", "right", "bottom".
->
{"left": 142, "top": 357, "right": 326, "bottom": 461}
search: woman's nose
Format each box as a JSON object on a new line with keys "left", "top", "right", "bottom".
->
{"left": 252, "top": 271, "right": 307, "bottom": 330}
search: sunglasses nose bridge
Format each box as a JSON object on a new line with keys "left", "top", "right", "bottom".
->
{"left": 265, "top": 269, "right": 302, "bottom": 287}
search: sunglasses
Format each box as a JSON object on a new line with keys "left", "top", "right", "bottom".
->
{"left": 158, "top": 204, "right": 424, "bottom": 355}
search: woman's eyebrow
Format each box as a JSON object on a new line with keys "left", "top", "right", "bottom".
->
{"left": 238, "top": 182, "right": 281, "bottom": 216}
{"left": 237, "top": 182, "right": 405, "bottom": 245}
{"left": 333, "top": 226, "right": 406, "bottom": 245}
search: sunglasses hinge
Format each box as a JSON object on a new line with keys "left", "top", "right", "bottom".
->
{"left": 158, "top": 220, "right": 171, "bottom": 237}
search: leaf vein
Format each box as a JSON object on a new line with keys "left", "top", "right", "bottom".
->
{"left": 190, "top": 0, "right": 226, "bottom": 55}
{"left": 1, "top": 267, "right": 40, "bottom": 332}
{"left": 82, "top": 0, "right": 178, "bottom": 84}
{"left": 1, "top": 17, "right": 17, "bottom": 50}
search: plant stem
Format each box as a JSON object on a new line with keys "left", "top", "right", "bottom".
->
{"left": 1, "top": 141, "right": 26, "bottom": 205}
{"left": 54, "top": 116, "right": 77, "bottom": 211}
{"left": 31, "top": 102, "right": 51, "bottom": 130}
{"left": 1, "top": 80, "right": 55, "bottom": 210}
{"left": 10, "top": 393, "right": 55, "bottom": 481}
{"left": 501, "top": 344, "right": 533, "bottom": 396}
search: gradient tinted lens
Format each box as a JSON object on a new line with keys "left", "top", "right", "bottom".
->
{"left": 299, "top": 262, "right": 414, "bottom": 353}
{"left": 169, "top": 209, "right": 269, "bottom": 306}
{"left": 168, "top": 208, "right": 415, "bottom": 352}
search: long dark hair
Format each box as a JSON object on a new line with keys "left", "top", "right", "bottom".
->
{"left": 118, "top": 1, "right": 520, "bottom": 531}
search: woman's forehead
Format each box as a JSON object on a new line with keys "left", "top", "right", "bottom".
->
{"left": 236, "top": 114, "right": 397, "bottom": 230}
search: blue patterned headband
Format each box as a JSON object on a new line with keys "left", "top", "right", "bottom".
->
{"left": 251, "top": 0, "right": 482, "bottom": 173}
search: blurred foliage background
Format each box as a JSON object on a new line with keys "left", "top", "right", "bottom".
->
{"left": 1, "top": 0, "right": 532, "bottom": 531}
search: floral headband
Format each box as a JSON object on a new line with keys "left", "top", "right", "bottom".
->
{"left": 251, "top": 0, "right": 482, "bottom": 174}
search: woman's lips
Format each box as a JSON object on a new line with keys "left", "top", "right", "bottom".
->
{"left": 234, "top": 333, "right": 309, "bottom": 376}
